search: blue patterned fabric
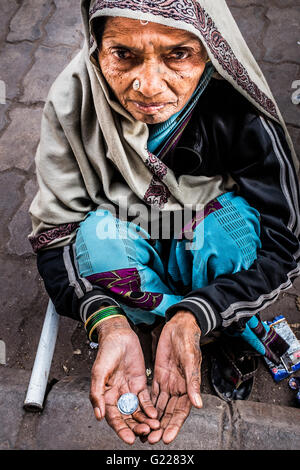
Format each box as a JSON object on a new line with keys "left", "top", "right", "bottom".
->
{"left": 75, "top": 191, "right": 261, "bottom": 327}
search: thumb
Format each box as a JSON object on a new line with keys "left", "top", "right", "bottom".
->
{"left": 90, "top": 364, "right": 109, "bottom": 420}
{"left": 187, "top": 375, "right": 203, "bottom": 409}
{"left": 90, "top": 391, "right": 106, "bottom": 421}
{"left": 183, "top": 360, "right": 203, "bottom": 409}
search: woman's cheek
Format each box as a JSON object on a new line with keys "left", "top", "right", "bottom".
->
{"left": 101, "top": 67, "right": 128, "bottom": 93}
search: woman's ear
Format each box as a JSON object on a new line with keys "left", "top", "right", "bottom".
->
{"left": 199, "top": 41, "right": 210, "bottom": 63}
{"left": 203, "top": 48, "right": 210, "bottom": 63}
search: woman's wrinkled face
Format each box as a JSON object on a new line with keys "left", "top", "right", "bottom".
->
{"left": 98, "top": 17, "right": 207, "bottom": 124}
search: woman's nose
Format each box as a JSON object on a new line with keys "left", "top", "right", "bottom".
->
{"left": 137, "top": 60, "right": 167, "bottom": 97}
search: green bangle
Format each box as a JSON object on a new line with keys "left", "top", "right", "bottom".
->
{"left": 85, "top": 306, "right": 125, "bottom": 342}
{"left": 88, "top": 314, "right": 125, "bottom": 343}
{"left": 85, "top": 305, "right": 119, "bottom": 329}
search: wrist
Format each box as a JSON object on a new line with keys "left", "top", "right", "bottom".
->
{"left": 96, "top": 315, "right": 131, "bottom": 341}
{"left": 169, "top": 310, "right": 201, "bottom": 331}
{"left": 85, "top": 305, "right": 130, "bottom": 342}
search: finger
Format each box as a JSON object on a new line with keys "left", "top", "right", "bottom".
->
{"left": 183, "top": 353, "right": 203, "bottom": 409}
{"left": 160, "top": 395, "right": 177, "bottom": 430}
{"left": 155, "top": 390, "right": 170, "bottom": 420}
{"left": 105, "top": 404, "right": 136, "bottom": 445}
{"left": 147, "top": 396, "right": 177, "bottom": 445}
{"left": 147, "top": 428, "right": 164, "bottom": 445}
{"left": 150, "top": 379, "right": 160, "bottom": 406}
{"left": 89, "top": 367, "right": 107, "bottom": 420}
{"left": 138, "top": 389, "right": 158, "bottom": 420}
{"left": 162, "top": 394, "right": 192, "bottom": 445}
{"left": 132, "top": 410, "right": 160, "bottom": 430}
{"left": 124, "top": 415, "right": 151, "bottom": 436}
{"left": 187, "top": 371, "right": 202, "bottom": 409}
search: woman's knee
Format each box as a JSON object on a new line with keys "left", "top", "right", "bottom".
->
{"left": 75, "top": 210, "right": 129, "bottom": 276}
{"left": 75, "top": 209, "right": 153, "bottom": 277}
{"left": 193, "top": 192, "right": 262, "bottom": 277}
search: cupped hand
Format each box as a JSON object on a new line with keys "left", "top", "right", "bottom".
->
{"left": 148, "top": 311, "right": 203, "bottom": 445}
{"left": 89, "top": 316, "right": 160, "bottom": 445}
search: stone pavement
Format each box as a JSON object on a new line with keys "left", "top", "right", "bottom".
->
{"left": 1, "top": 366, "right": 300, "bottom": 451}
{"left": 0, "top": 0, "right": 300, "bottom": 451}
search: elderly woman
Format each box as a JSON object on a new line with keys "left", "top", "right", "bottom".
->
{"left": 29, "top": 0, "right": 300, "bottom": 445}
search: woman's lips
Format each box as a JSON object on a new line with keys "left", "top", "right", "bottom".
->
{"left": 131, "top": 101, "right": 171, "bottom": 114}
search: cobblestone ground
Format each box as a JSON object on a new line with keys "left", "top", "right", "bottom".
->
{"left": 0, "top": 1, "right": 299, "bottom": 407}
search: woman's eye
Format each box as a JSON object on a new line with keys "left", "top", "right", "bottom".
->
{"left": 167, "top": 50, "right": 190, "bottom": 60}
{"left": 113, "top": 49, "right": 133, "bottom": 60}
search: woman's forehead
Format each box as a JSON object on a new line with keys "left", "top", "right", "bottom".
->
{"left": 101, "top": 16, "right": 201, "bottom": 44}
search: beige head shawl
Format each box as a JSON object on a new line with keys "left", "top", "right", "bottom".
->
{"left": 28, "top": 0, "right": 298, "bottom": 249}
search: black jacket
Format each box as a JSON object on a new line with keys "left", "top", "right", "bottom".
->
{"left": 36, "top": 78, "right": 300, "bottom": 335}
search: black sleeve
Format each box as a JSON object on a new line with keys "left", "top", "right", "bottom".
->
{"left": 166, "top": 115, "right": 300, "bottom": 335}
{"left": 37, "top": 243, "right": 120, "bottom": 324}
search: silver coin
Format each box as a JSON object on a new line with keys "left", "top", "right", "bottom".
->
{"left": 117, "top": 393, "right": 139, "bottom": 415}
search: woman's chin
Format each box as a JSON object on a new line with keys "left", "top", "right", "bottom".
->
{"left": 129, "top": 109, "right": 175, "bottom": 124}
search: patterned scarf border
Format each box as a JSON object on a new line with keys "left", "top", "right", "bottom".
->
{"left": 29, "top": 223, "right": 79, "bottom": 253}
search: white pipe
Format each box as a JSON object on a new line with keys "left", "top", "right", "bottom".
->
{"left": 23, "top": 300, "right": 60, "bottom": 411}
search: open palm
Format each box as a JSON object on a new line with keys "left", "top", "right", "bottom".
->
{"left": 148, "top": 312, "right": 203, "bottom": 445}
{"left": 90, "top": 321, "right": 160, "bottom": 445}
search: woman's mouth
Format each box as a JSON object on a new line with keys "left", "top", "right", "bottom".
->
{"left": 131, "top": 101, "right": 170, "bottom": 114}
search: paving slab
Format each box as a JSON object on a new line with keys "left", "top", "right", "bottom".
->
{"left": 1, "top": 369, "right": 299, "bottom": 450}
{"left": 43, "top": 0, "right": 85, "bottom": 48}
{"left": 228, "top": 0, "right": 300, "bottom": 9}
{"left": 7, "top": 0, "right": 53, "bottom": 43}
{"left": 286, "top": 275, "right": 300, "bottom": 296}
{"left": 264, "top": 7, "right": 300, "bottom": 63}
{"left": 229, "top": 5, "right": 266, "bottom": 61}
{"left": 8, "top": 177, "right": 38, "bottom": 257}
{"left": 288, "top": 127, "right": 300, "bottom": 162}
{"left": 232, "top": 400, "right": 300, "bottom": 450}
{"left": 0, "top": 106, "right": 43, "bottom": 171}
{"left": 0, "top": 368, "right": 31, "bottom": 450}
{"left": 0, "top": 101, "right": 11, "bottom": 134}
{"left": 259, "top": 61, "right": 300, "bottom": 128}
{"left": 34, "top": 376, "right": 229, "bottom": 450}
{"left": 21, "top": 45, "right": 81, "bottom": 103}
{"left": 0, "top": 170, "right": 26, "bottom": 244}
{"left": 0, "top": 1, "right": 19, "bottom": 46}
{"left": 0, "top": 42, "right": 36, "bottom": 102}
{"left": 0, "top": 256, "right": 41, "bottom": 369}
